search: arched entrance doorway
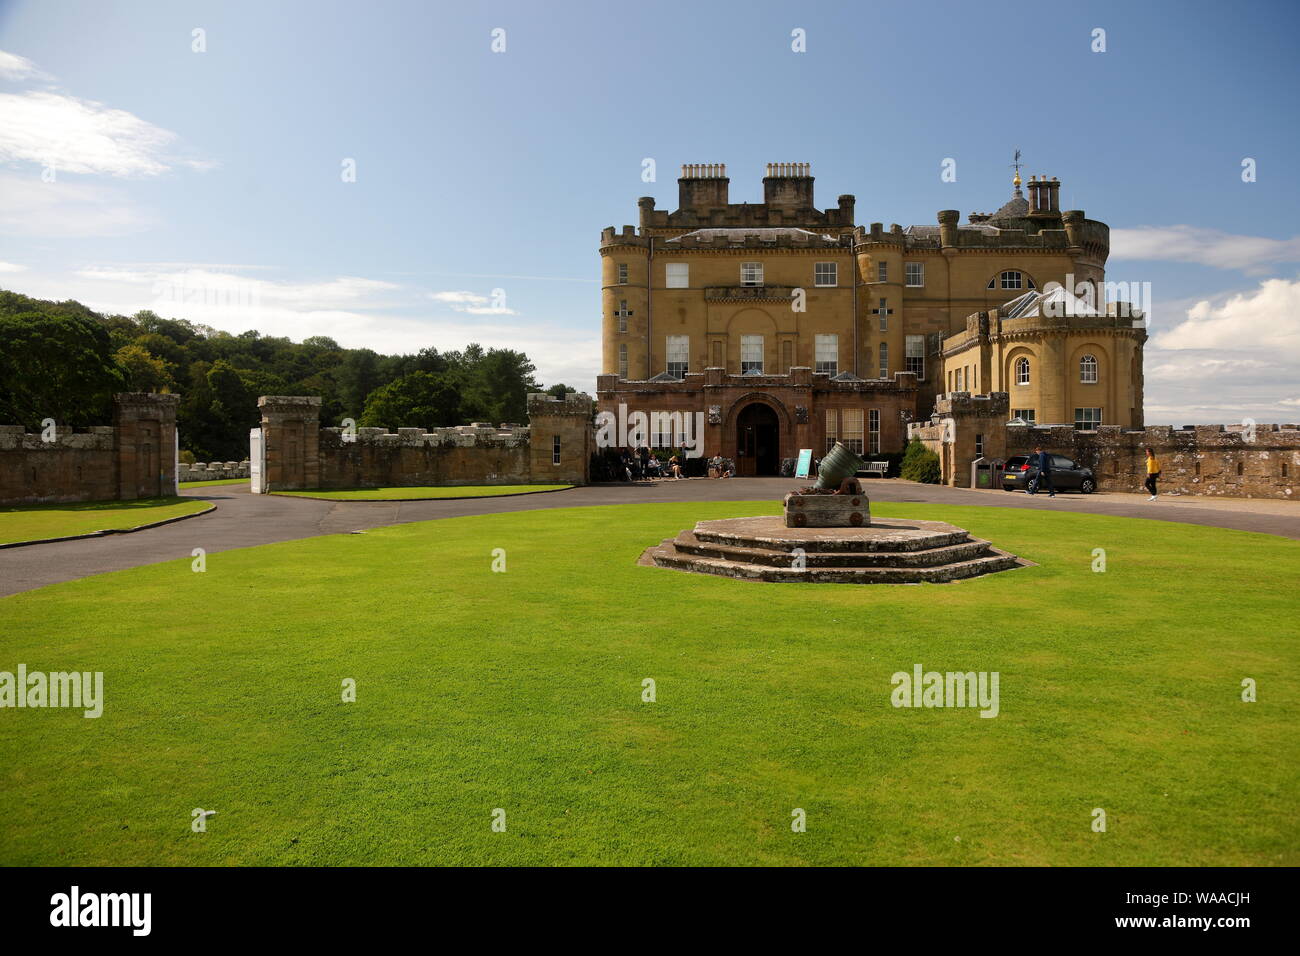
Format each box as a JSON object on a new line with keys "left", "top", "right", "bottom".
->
{"left": 736, "top": 402, "right": 780, "bottom": 476}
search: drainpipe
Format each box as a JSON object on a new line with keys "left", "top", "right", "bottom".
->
{"left": 850, "top": 235, "right": 859, "bottom": 376}
{"left": 646, "top": 237, "right": 654, "bottom": 378}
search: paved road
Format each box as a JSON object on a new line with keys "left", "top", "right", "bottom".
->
{"left": 1, "top": 479, "right": 1296, "bottom": 598}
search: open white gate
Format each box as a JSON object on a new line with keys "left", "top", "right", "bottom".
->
{"left": 249, "top": 427, "right": 266, "bottom": 493}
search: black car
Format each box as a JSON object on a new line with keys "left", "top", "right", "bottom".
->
{"left": 1001, "top": 454, "right": 1096, "bottom": 493}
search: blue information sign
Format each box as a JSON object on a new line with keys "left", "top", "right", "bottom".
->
{"left": 795, "top": 448, "right": 813, "bottom": 479}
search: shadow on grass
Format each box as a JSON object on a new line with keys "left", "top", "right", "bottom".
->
{"left": 0, "top": 496, "right": 189, "bottom": 516}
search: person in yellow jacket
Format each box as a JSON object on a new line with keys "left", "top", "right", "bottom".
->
{"left": 1144, "top": 446, "right": 1160, "bottom": 500}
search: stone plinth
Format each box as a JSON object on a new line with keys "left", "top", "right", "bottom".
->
{"left": 783, "top": 491, "right": 870, "bottom": 527}
{"left": 641, "top": 516, "right": 1026, "bottom": 584}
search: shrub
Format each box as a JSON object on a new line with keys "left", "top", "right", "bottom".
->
{"left": 900, "top": 438, "right": 941, "bottom": 484}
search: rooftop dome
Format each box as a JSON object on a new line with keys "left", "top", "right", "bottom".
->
{"left": 989, "top": 187, "right": 1029, "bottom": 222}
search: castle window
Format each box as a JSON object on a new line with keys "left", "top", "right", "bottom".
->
{"left": 990, "top": 270, "right": 1024, "bottom": 290}
{"left": 1015, "top": 356, "right": 1030, "bottom": 386}
{"left": 617, "top": 263, "right": 628, "bottom": 285}
{"left": 841, "top": 408, "right": 865, "bottom": 454}
{"left": 666, "top": 335, "right": 689, "bottom": 379}
{"left": 905, "top": 334, "right": 925, "bottom": 381}
{"left": 1074, "top": 407, "right": 1102, "bottom": 431}
{"left": 1012, "top": 408, "right": 1036, "bottom": 424}
{"left": 740, "top": 262, "right": 764, "bottom": 286}
{"left": 878, "top": 342, "right": 889, "bottom": 378}
{"left": 552, "top": 434, "right": 561, "bottom": 465}
{"left": 975, "top": 433, "right": 985, "bottom": 458}
{"left": 1080, "top": 353, "right": 1099, "bottom": 384}
{"left": 618, "top": 344, "right": 628, "bottom": 379}
{"left": 955, "top": 367, "right": 964, "bottom": 391}
{"left": 877, "top": 261, "right": 888, "bottom": 283}
{"left": 905, "top": 262, "right": 924, "bottom": 287}
{"left": 814, "top": 262, "right": 837, "bottom": 287}
{"left": 615, "top": 299, "right": 632, "bottom": 333}
{"left": 825, "top": 408, "right": 839, "bottom": 452}
{"left": 869, "top": 408, "right": 880, "bottom": 454}
{"left": 741, "top": 335, "right": 764, "bottom": 374}
{"left": 815, "top": 334, "right": 838, "bottom": 375}
{"left": 665, "top": 263, "right": 689, "bottom": 288}
{"left": 873, "top": 298, "right": 892, "bottom": 331}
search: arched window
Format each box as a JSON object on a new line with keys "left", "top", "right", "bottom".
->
{"left": 1015, "top": 356, "right": 1030, "bottom": 386}
{"left": 987, "top": 271, "right": 1036, "bottom": 290}
{"left": 1080, "top": 354, "right": 1098, "bottom": 384}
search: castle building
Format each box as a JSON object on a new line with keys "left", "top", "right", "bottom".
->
{"left": 596, "top": 162, "right": 1145, "bottom": 474}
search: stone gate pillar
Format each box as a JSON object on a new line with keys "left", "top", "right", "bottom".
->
{"left": 113, "top": 392, "right": 179, "bottom": 500}
{"left": 258, "top": 396, "right": 321, "bottom": 491}
{"left": 527, "top": 392, "right": 593, "bottom": 485}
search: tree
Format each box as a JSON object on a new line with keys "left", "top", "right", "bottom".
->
{"left": 115, "top": 344, "right": 176, "bottom": 392}
{"left": 359, "top": 371, "right": 462, "bottom": 430}
{"left": 338, "top": 348, "right": 384, "bottom": 419}
{"left": 0, "top": 312, "right": 125, "bottom": 427}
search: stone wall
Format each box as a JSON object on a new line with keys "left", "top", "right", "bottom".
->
{"left": 178, "top": 460, "right": 250, "bottom": 482}
{"left": 0, "top": 393, "right": 179, "bottom": 505}
{"left": 909, "top": 391, "right": 1299, "bottom": 499}
{"left": 257, "top": 392, "right": 592, "bottom": 491}
{"left": 1004, "top": 422, "right": 1298, "bottom": 499}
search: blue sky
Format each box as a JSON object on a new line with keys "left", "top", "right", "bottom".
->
{"left": 1, "top": 0, "right": 1297, "bottom": 423}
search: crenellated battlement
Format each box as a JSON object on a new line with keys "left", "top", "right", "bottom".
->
{"left": 0, "top": 425, "right": 116, "bottom": 452}
{"left": 0, "top": 393, "right": 178, "bottom": 505}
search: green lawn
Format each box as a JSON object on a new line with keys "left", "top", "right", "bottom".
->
{"left": 179, "top": 479, "right": 245, "bottom": 489}
{"left": 270, "top": 484, "right": 572, "bottom": 500}
{"left": 0, "top": 496, "right": 212, "bottom": 545}
{"left": 0, "top": 501, "right": 1295, "bottom": 866}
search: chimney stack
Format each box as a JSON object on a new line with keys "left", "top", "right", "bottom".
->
{"left": 763, "top": 161, "right": 814, "bottom": 209}
{"left": 677, "top": 163, "right": 730, "bottom": 212}
{"left": 1028, "top": 175, "right": 1062, "bottom": 215}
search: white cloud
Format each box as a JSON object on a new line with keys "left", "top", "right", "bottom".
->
{"left": 1111, "top": 225, "right": 1300, "bottom": 274}
{"left": 0, "top": 50, "right": 42, "bottom": 82}
{"left": 0, "top": 51, "right": 212, "bottom": 179}
{"left": 1152, "top": 277, "right": 1300, "bottom": 357}
{"left": 1144, "top": 277, "right": 1300, "bottom": 424}
{"left": 0, "top": 261, "right": 27, "bottom": 273}
{"left": 428, "top": 289, "right": 518, "bottom": 315}
{"left": 0, "top": 91, "right": 179, "bottom": 177}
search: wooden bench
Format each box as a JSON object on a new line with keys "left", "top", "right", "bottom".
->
{"left": 860, "top": 461, "right": 889, "bottom": 478}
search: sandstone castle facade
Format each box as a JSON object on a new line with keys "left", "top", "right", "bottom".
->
{"left": 597, "top": 162, "right": 1146, "bottom": 473}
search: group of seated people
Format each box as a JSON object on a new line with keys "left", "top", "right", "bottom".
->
{"left": 620, "top": 447, "right": 684, "bottom": 481}
{"left": 617, "top": 447, "right": 737, "bottom": 481}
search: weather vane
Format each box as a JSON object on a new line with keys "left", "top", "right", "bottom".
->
{"left": 1011, "top": 148, "right": 1024, "bottom": 187}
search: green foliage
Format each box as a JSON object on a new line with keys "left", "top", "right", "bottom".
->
{"left": 0, "top": 311, "right": 125, "bottom": 427}
{"left": 0, "top": 289, "right": 542, "bottom": 461}
{"left": 114, "top": 344, "right": 176, "bottom": 392}
{"left": 900, "top": 437, "right": 942, "bottom": 483}
{"left": 359, "top": 371, "right": 463, "bottom": 429}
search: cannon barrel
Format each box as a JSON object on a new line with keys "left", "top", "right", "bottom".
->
{"left": 814, "top": 442, "right": 867, "bottom": 490}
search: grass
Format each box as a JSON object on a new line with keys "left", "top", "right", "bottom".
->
{"left": 179, "top": 479, "right": 245, "bottom": 489}
{"left": 270, "top": 484, "right": 572, "bottom": 500}
{"left": 0, "top": 496, "right": 211, "bottom": 545}
{"left": 0, "top": 500, "right": 1295, "bottom": 866}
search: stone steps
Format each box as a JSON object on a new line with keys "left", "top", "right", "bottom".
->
{"left": 639, "top": 515, "right": 1027, "bottom": 585}
{"left": 671, "top": 530, "right": 996, "bottom": 568}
